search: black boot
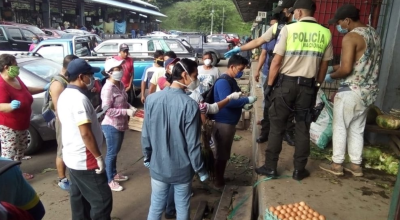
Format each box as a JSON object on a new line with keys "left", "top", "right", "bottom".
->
{"left": 292, "top": 169, "right": 310, "bottom": 181}
{"left": 254, "top": 165, "right": 278, "bottom": 178}
{"left": 283, "top": 131, "right": 295, "bottom": 146}
{"left": 256, "top": 135, "right": 268, "bottom": 143}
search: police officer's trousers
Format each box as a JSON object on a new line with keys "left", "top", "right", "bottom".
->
{"left": 265, "top": 80, "right": 315, "bottom": 170}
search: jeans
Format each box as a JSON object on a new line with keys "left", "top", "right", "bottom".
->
{"left": 102, "top": 125, "right": 125, "bottom": 183}
{"left": 148, "top": 178, "right": 191, "bottom": 220}
{"left": 332, "top": 91, "right": 368, "bottom": 164}
{"left": 166, "top": 185, "right": 176, "bottom": 216}
{"left": 69, "top": 168, "right": 113, "bottom": 220}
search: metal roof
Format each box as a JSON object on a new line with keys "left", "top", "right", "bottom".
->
{"left": 232, "top": 0, "right": 277, "bottom": 22}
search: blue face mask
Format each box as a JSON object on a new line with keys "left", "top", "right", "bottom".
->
{"left": 235, "top": 71, "right": 243, "bottom": 78}
{"left": 32, "top": 39, "right": 38, "bottom": 44}
{"left": 292, "top": 14, "right": 297, "bottom": 22}
{"left": 336, "top": 25, "right": 348, "bottom": 34}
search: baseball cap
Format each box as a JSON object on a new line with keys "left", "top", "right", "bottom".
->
{"left": 273, "top": 0, "right": 297, "bottom": 14}
{"left": 104, "top": 58, "right": 124, "bottom": 72}
{"left": 67, "top": 58, "right": 100, "bottom": 77}
{"left": 164, "top": 58, "right": 180, "bottom": 70}
{"left": 328, "top": 4, "right": 360, "bottom": 24}
{"left": 289, "top": 0, "right": 316, "bottom": 12}
{"left": 120, "top": 43, "right": 129, "bottom": 51}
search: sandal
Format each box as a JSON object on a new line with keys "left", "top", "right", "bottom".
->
{"left": 23, "top": 173, "right": 34, "bottom": 180}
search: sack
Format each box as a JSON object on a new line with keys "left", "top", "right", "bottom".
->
{"left": 309, "top": 91, "right": 333, "bottom": 149}
{"left": 42, "top": 75, "right": 68, "bottom": 124}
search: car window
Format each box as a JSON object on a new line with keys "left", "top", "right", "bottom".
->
{"left": 21, "top": 29, "right": 36, "bottom": 41}
{"left": 96, "top": 43, "right": 118, "bottom": 53}
{"left": 36, "top": 45, "right": 64, "bottom": 63}
{"left": 20, "top": 59, "right": 62, "bottom": 81}
{"left": 164, "top": 40, "right": 186, "bottom": 52}
{"left": 0, "top": 27, "right": 7, "bottom": 41}
{"left": 130, "top": 43, "right": 142, "bottom": 52}
{"left": 44, "top": 30, "right": 53, "bottom": 36}
{"left": 189, "top": 37, "right": 200, "bottom": 46}
{"left": 147, "top": 40, "right": 154, "bottom": 51}
{"left": 8, "top": 28, "right": 23, "bottom": 40}
{"left": 75, "top": 42, "right": 90, "bottom": 56}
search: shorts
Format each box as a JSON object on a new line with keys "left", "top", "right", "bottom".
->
{"left": 212, "top": 122, "right": 236, "bottom": 161}
{"left": 0, "top": 125, "right": 29, "bottom": 161}
{"left": 55, "top": 118, "right": 63, "bottom": 158}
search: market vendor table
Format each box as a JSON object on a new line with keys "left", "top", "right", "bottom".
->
{"left": 365, "top": 124, "right": 400, "bottom": 156}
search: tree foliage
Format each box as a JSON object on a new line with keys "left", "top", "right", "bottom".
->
{"left": 158, "top": 0, "right": 252, "bottom": 36}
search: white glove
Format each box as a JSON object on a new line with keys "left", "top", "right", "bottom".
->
{"left": 248, "top": 96, "right": 257, "bottom": 104}
{"left": 227, "top": 92, "right": 242, "bottom": 100}
{"left": 95, "top": 156, "right": 105, "bottom": 174}
{"left": 126, "top": 109, "right": 134, "bottom": 117}
{"left": 129, "top": 105, "right": 137, "bottom": 111}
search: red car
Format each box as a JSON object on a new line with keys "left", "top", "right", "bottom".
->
{"left": 209, "top": 34, "right": 240, "bottom": 46}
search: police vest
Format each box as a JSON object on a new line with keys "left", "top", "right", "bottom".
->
{"left": 285, "top": 20, "right": 331, "bottom": 58}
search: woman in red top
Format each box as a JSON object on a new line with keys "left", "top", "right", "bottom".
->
{"left": 0, "top": 54, "right": 49, "bottom": 180}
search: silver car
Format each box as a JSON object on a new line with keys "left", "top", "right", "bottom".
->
{"left": 16, "top": 55, "right": 60, "bottom": 154}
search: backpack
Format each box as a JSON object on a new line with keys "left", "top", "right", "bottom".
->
{"left": 267, "top": 21, "right": 286, "bottom": 67}
{"left": 42, "top": 75, "right": 68, "bottom": 125}
{"left": 201, "top": 74, "right": 240, "bottom": 117}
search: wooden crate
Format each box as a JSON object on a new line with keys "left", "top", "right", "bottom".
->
{"left": 128, "top": 109, "right": 144, "bottom": 132}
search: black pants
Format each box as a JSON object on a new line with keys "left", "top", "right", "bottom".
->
{"left": 69, "top": 168, "right": 113, "bottom": 220}
{"left": 260, "top": 98, "right": 295, "bottom": 137}
{"left": 265, "top": 80, "right": 314, "bottom": 170}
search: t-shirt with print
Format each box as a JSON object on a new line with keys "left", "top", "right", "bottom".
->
{"left": 57, "top": 85, "right": 103, "bottom": 170}
{"left": 143, "top": 65, "right": 165, "bottom": 90}
{"left": 149, "top": 67, "right": 166, "bottom": 92}
{"left": 196, "top": 66, "right": 221, "bottom": 94}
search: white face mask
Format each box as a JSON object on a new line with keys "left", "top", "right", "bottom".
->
{"left": 85, "top": 77, "right": 95, "bottom": 91}
{"left": 204, "top": 59, "right": 212, "bottom": 66}
{"left": 187, "top": 76, "right": 200, "bottom": 91}
{"left": 111, "top": 71, "right": 123, "bottom": 81}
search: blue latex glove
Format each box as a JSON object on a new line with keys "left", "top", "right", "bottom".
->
{"left": 144, "top": 162, "right": 150, "bottom": 168}
{"left": 325, "top": 74, "right": 335, "bottom": 84}
{"left": 224, "top": 47, "right": 241, "bottom": 58}
{"left": 44, "top": 82, "right": 51, "bottom": 91}
{"left": 199, "top": 173, "right": 209, "bottom": 182}
{"left": 327, "top": 66, "right": 334, "bottom": 75}
{"left": 10, "top": 100, "right": 21, "bottom": 110}
{"left": 247, "top": 96, "right": 257, "bottom": 104}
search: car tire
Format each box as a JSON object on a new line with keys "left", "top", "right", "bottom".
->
{"left": 25, "top": 125, "right": 43, "bottom": 155}
{"left": 211, "top": 53, "right": 218, "bottom": 67}
{"left": 217, "top": 59, "right": 220, "bottom": 64}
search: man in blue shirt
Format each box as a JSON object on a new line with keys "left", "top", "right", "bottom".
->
{"left": 212, "top": 55, "right": 257, "bottom": 188}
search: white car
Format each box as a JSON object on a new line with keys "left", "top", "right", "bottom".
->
{"left": 147, "top": 31, "right": 178, "bottom": 38}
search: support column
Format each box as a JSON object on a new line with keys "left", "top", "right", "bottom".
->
{"left": 41, "top": 0, "right": 50, "bottom": 28}
{"left": 76, "top": 0, "right": 85, "bottom": 26}
{"left": 101, "top": 5, "right": 107, "bottom": 21}
{"left": 30, "top": 0, "right": 36, "bottom": 12}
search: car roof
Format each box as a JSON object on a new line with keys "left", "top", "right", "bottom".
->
{"left": 102, "top": 39, "right": 150, "bottom": 43}
{"left": 39, "top": 38, "right": 72, "bottom": 42}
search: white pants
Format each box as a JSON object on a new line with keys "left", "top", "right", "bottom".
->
{"left": 332, "top": 91, "right": 368, "bottom": 164}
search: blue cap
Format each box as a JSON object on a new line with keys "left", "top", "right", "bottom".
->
{"left": 67, "top": 58, "right": 100, "bottom": 77}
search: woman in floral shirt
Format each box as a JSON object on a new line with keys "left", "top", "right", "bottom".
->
{"left": 101, "top": 58, "right": 137, "bottom": 191}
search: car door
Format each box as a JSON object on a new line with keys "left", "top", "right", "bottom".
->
{"left": 0, "top": 26, "right": 12, "bottom": 50}
{"left": 21, "top": 29, "right": 38, "bottom": 44}
{"left": 5, "top": 27, "right": 29, "bottom": 51}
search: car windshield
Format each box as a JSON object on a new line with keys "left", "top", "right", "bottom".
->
{"left": 25, "top": 26, "right": 45, "bottom": 35}
{"left": 211, "top": 37, "right": 225, "bottom": 42}
{"left": 20, "top": 59, "right": 61, "bottom": 81}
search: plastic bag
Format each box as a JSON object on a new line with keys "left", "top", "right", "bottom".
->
{"left": 310, "top": 91, "right": 333, "bottom": 149}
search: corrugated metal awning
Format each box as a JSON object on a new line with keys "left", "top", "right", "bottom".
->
{"left": 231, "top": 0, "right": 276, "bottom": 22}
{"left": 89, "top": 0, "right": 167, "bottom": 17}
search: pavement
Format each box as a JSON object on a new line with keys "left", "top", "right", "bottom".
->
{"left": 20, "top": 60, "right": 256, "bottom": 220}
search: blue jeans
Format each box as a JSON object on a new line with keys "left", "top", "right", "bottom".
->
{"left": 148, "top": 178, "right": 191, "bottom": 220}
{"left": 102, "top": 125, "right": 125, "bottom": 183}
{"left": 166, "top": 185, "right": 176, "bottom": 216}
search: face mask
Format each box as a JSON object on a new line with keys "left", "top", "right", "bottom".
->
{"left": 85, "top": 76, "right": 95, "bottom": 90}
{"left": 156, "top": 60, "right": 164, "bottom": 67}
{"left": 8, "top": 66, "right": 20, "bottom": 78}
{"left": 111, "top": 71, "right": 123, "bottom": 81}
{"left": 235, "top": 71, "right": 243, "bottom": 78}
{"left": 32, "top": 39, "right": 38, "bottom": 44}
{"left": 204, "top": 59, "right": 212, "bottom": 66}
{"left": 292, "top": 14, "right": 298, "bottom": 22}
{"left": 187, "top": 76, "right": 200, "bottom": 91}
{"left": 336, "top": 24, "right": 348, "bottom": 34}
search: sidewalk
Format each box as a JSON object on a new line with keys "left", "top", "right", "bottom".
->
{"left": 249, "top": 61, "right": 394, "bottom": 220}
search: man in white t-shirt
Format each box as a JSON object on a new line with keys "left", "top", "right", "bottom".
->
{"left": 197, "top": 52, "right": 221, "bottom": 94}
{"left": 57, "top": 58, "right": 112, "bottom": 220}
{"left": 141, "top": 50, "right": 165, "bottom": 103}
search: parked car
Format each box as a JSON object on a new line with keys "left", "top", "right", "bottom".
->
{"left": 0, "top": 53, "right": 60, "bottom": 154}
{"left": 147, "top": 31, "right": 178, "bottom": 38}
{"left": 42, "top": 28, "right": 66, "bottom": 38}
{"left": 0, "top": 25, "right": 42, "bottom": 51}
{"left": 209, "top": 36, "right": 227, "bottom": 43}
{"left": 0, "top": 21, "right": 53, "bottom": 40}
{"left": 179, "top": 34, "right": 231, "bottom": 66}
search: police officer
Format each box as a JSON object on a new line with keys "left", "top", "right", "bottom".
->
{"left": 254, "top": 0, "right": 333, "bottom": 180}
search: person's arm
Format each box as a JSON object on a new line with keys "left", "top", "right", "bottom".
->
{"left": 215, "top": 80, "right": 248, "bottom": 108}
{"left": 0, "top": 103, "right": 13, "bottom": 113}
{"left": 78, "top": 123, "right": 102, "bottom": 158}
{"left": 185, "top": 103, "right": 205, "bottom": 174}
{"left": 27, "top": 87, "right": 45, "bottom": 95}
{"left": 240, "top": 25, "right": 274, "bottom": 51}
{"left": 140, "top": 80, "right": 146, "bottom": 103}
{"left": 148, "top": 83, "right": 156, "bottom": 94}
{"left": 49, "top": 81, "right": 64, "bottom": 113}
{"left": 255, "top": 48, "right": 267, "bottom": 82}
{"left": 101, "top": 84, "right": 128, "bottom": 117}
{"left": 268, "top": 26, "right": 288, "bottom": 86}
{"left": 141, "top": 102, "right": 152, "bottom": 163}
{"left": 330, "top": 33, "right": 357, "bottom": 79}
{"left": 316, "top": 60, "right": 329, "bottom": 84}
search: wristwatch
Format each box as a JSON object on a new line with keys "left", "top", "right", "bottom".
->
{"left": 315, "top": 82, "right": 321, "bottom": 88}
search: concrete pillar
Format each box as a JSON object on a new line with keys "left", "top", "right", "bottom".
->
{"left": 76, "top": 0, "right": 85, "bottom": 26}
{"left": 101, "top": 5, "right": 108, "bottom": 21}
{"left": 41, "top": 0, "right": 50, "bottom": 28}
{"left": 375, "top": 0, "right": 400, "bottom": 112}
{"left": 30, "top": 0, "right": 36, "bottom": 12}
{"left": 58, "top": 0, "right": 62, "bottom": 14}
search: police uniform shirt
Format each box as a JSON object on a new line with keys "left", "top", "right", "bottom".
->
{"left": 273, "top": 17, "right": 334, "bottom": 78}
{"left": 261, "top": 23, "right": 279, "bottom": 42}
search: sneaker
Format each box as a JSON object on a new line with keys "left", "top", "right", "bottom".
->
{"left": 344, "top": 163, "right": 363, "bottom": 177}
{"left": 58, "top": 178, "right": 70, "bottom": 191}
{"left": 109, "top": 181, "right": 124, "bottom": 191}
{"left": 319, "top": 162, "right": 344, "bottom": 176}
{"left": 114, "top": 173, "right": 129, "bottom": 182}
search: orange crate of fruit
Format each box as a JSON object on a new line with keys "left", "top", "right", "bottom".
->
{"left": 264, "top": 201, "right": 326, "bottom": 220}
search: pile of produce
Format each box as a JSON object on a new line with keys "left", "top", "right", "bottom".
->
{"left": 265, "top": 201, "right": 325, "bottom": 220}
{"left": 367, "top": 105, "right": 400, "bottom": 130}
{"left": 363, "top": 147, "right": 399, "bottom": 175}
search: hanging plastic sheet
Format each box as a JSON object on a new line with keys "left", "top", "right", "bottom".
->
{"left": 92, "top": 23, "right": 104, "bottom": 31}
{"left": 114, "top": 21, "right": 127, "bottom": 34}
{"left": 104, "top": 22, "right": 114, "bottom": 34}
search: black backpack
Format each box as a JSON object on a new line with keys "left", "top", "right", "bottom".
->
{"left": 201, "top": 74, "right": 240, "bottom": 107}
{"left": 267, "top": 21, "right": 287, "bottom": 67}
